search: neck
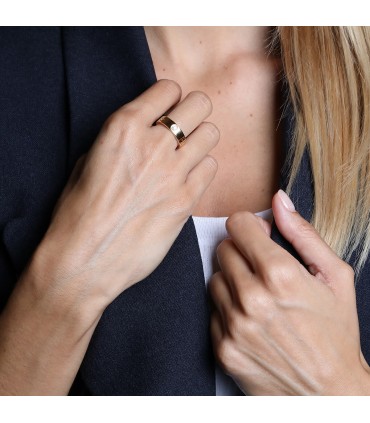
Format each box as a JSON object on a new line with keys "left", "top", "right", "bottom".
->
{"left": 144, "top": 26, "right": 272, "bottom": 72}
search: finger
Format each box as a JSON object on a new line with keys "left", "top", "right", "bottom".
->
{"left": 208, "top": 271, "right": 233, "bottom": 318}
{"left": 119, "top": 79, "right": 182, "bottom": 125}
{"left": 154, "top": 90, "right": 213, "bottom": 149}
{"left": 168, "top": 91, "right": 212, "bottom": 137}
{"left": 272, "top": 190, "right": 353, "bottom": 285}
{"left": 226, "top": 211, "right": 286, "bottom": 274}
{"left": 216, "top": 238, "right": 254, "bottom": 304}
{"left": 177, "top": 122, "right": 220, "bottom": 173}
{"left": 185, "top": 155, "right": 218, "bottom": 203}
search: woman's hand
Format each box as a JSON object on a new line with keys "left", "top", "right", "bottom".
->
{"left": 210, "top": 190, "right": 370, "bottom": 395}
{"left": 0, "top": 80, "right": 219, "bottom": 395}
{"left": 32, "top": 79, "right": 219, "bottom": 314}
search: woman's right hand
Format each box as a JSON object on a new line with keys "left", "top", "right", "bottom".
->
{"left": 0, "top": 79, "right": 218, "bottom": 395}
{"left": 31, "top": 79, "right": 219, "bottom": 314}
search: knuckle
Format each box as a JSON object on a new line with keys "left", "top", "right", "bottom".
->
{"left": 262, "top": 255, "right": 295, "bottom": 289}
{"left": 295, "top": 221, "right": 318, "bottom": 242}
{"left": 203, "top": 155, "right": 218, "bottom": 172}
{"left": 226, "top": 211, "right": 251, "bottom": 232}
{"left": 157, "top": 78, "right": 182, "bottom": 98}
{"left": 243, "top": 291, "right": 276, "bottom": 323}
{"left": 216, "top": 238, "right": 233, "bottom": 259}
{"left": 341, "top": 261, "right": 355, "bottom": 280}
{"left": 188, "top": 90, "right": 213, "bottom": 114}
{"left": 243, "top": 319, "right": 261, "bottom": 340}
{"left": 103, "top": 108, "right": 140, "bottom": 138}
{"left": 119, "top": 103, "right": 142, "bottom": 123}
{"left": 102, "top": 112, "right": 122, "bottom": 133}
{"left": 201, "top": 122, "right": 220, "bottom": 141}
{"left": 214, "top": 339, "right": 236, "bottom": 372}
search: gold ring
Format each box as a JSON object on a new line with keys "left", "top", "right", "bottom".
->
{"left": 155, "top": 115, "right": 187, "bottom": 149}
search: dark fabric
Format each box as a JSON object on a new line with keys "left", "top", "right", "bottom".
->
{"left": 271, "top": 91, "right": 314, "bottom": 262}
{"left": 0, "top": 26, "right": 214, "bottom": 396}
{"left": 62, "top": 26, "right": 215, "bottom": 395}
{"left": 0, "top": 27, "right": 68, "bottom": 311}
{"left": 1, "top": 26, "right": 370, "bottom": 395}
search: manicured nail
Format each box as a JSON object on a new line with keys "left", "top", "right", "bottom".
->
{"left": 278, "top": 189, "right": 295, "bottom": 212}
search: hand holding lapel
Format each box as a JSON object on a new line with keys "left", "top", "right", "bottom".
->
{"left": 210, "top": 190, "right": 370, "bottom": 395}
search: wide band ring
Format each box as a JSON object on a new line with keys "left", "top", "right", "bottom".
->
{"left": 155, "top": 115, "right": 187, "bottom": 149}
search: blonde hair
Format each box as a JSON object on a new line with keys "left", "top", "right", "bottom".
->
{"left": 276, "top": 27, "right": 370, "bottom": 274}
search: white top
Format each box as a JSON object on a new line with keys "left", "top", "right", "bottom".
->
{"left": 192, "top": 208, "right": 273, "bottom": 396}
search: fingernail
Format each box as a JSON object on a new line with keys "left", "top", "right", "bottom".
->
{"left": 278, "top": 189, "right": 295, "bottom": 212}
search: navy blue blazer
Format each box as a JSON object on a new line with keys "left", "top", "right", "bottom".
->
{"left": 1, "top": 27, "right": 370, "bottom": 395}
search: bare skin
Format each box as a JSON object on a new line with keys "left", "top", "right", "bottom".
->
{"left": 1, "top": 27, "right": 369, "bottom": 396}
{"left": 0, "top": 80, "right": 219, "bottom": 395}
{"left": 144, "top": 26, "right": 282, "bottom": 216}
{"left": 210, "top": 192, "right": 370, "bottom": 395}
{"left": 146, "top": 27, "right": 370, "bottom": 394}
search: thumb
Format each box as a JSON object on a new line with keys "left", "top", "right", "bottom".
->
{"left": 272, "top": 189, "right": 345, "bottom": 284}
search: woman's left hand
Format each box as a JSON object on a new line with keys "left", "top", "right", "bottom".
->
{"left": 209, "top": 190, "right": 370, "bottom": 395}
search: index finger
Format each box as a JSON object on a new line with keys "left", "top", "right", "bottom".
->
{"left": 116, "top": 79, "right": 182, "bottom": 125}
{"left": 226, "top": 211, "right": 287, "bottom": 274}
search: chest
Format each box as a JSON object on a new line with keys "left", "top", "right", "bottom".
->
{"left": 153, "top": 58, "right": 283, "bottom": 216}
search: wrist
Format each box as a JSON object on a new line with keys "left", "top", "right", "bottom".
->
{"left": 0, "top": 262, "right": 103, "bottom": 395}
{"left": 25, "top": 241, "right": 106, "bottom": 332}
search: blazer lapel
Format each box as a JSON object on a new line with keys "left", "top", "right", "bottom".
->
{"left": 271, "top": 88, "right": 314, "bottom": 257}
{"left": 62, "top": 27, "right": 215, "bottom": 395}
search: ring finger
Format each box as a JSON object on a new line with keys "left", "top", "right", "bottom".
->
{"left": 154, "top": 90, "right": 213, "bottom": 149}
